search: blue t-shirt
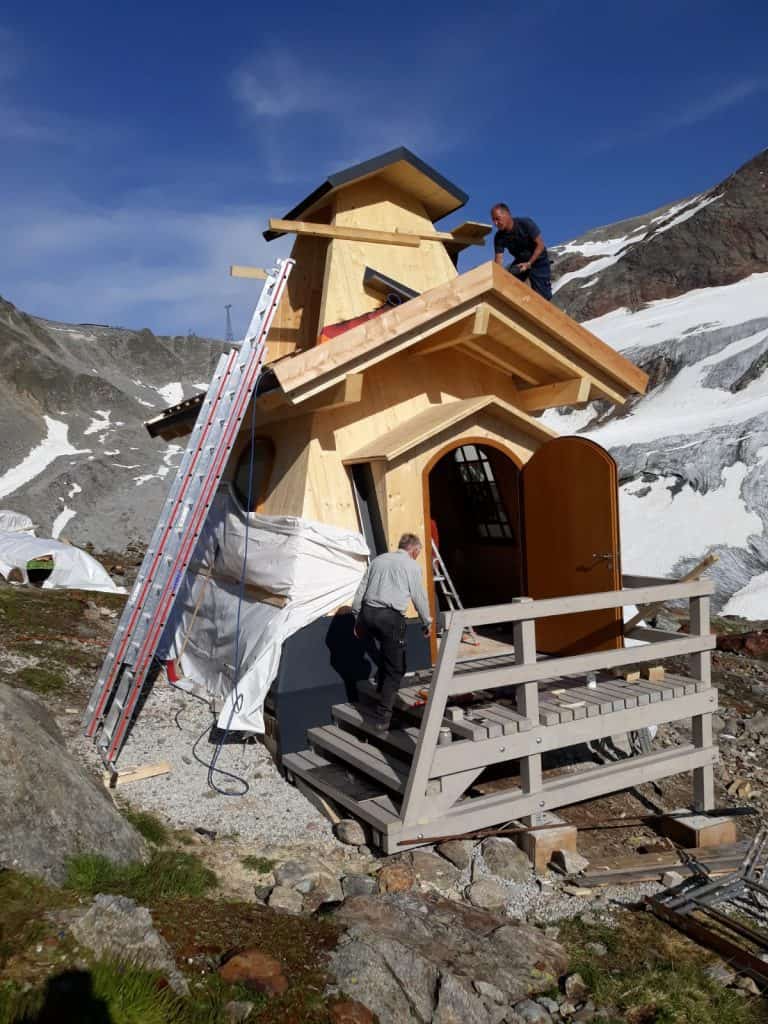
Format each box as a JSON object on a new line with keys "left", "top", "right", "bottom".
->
{"left": 494, "top": 216, "right": 549, "bottom": 267}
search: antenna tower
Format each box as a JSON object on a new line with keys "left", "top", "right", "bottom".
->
{"left": 224, "top": 304, "right": 234, "bottom": 342}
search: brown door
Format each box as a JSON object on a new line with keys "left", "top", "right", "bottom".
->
{"left": 521, "top": 437, "right": 622, "bottom": 656}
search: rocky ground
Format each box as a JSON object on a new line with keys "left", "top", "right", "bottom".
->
{"left": 2, "top": 580, "right": 768, "bottom": 1022}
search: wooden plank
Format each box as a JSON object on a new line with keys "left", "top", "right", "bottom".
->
{"left": 308, "top": 725, "right": 410, "bottom": 792}
{"left": 268, "top": 217, "right": 422, "bottom": 247}
{"left": 470, "top": 709, "right": 512, "bottom": 735}
{"left": 400, "top": 744, "right": 716, "bottom": 845}
{"left": 282, "top": 751, "right": 401, "bottom": 832}
{"left": 447, "top": 635, "right": 716, "bottom": 697}
{"left": 104, "top": 761, "right": 171, "bottom": 788}
{"left": 485, "top": 702, "right": 532, "bottom": 732}
{"left": 447, "top": 578, "right": 714, "bottom": 629}
{"left": 230, "top": 264, "right": 268, "bottom": 280}
{"left": 332, "top": 703, "right": 420, "bottom": 757}
{"left": 598, "top": 682, "right": 640, "bottom": 708}
{"left": 516, "top": 377, "right": 590, "bottom": 412}
{"left": 430, "top": 689, "right": 718, "bottom": 777}
{"left": 462, "top": 337, "right": 544, "bottom": 384}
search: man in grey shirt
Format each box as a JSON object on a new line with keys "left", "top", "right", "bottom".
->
{"left": 351, "top": 533, "right": 432, "bottom": 732}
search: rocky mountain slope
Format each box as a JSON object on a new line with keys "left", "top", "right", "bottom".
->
{"left": 0, "top": 299, "right": 228, "bottom": 550}
{"left": 549, "top": 147, "right": 768, "bottom": 614}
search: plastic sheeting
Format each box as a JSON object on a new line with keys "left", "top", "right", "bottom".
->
{"left": 0, "top": 531, "right": 124, "bottom": 593}
{"left": 163, "top": 487, "right": 369, "bottom": 733}
{"left": 0, "top": 510, "right": 35, "bottom": 534}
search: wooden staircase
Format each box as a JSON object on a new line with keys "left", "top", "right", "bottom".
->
{"left": 283, "top": 577, "right": 718, "bottom": 854}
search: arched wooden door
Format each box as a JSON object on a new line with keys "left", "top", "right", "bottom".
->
{"left": 522, "top": 436, "right": 622, "bottom": 656}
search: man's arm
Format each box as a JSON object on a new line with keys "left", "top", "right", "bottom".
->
{"left": 350, "top": 565, "right": 370, "bottom": 616}
{"left": 407, "top": 563, "right": 432, "bottom": 628}
{"left": 519, "top": 233, "right": 545, "bottom": 271}
{"left": 494, "top": 252, "right": 505, "bottom": 265}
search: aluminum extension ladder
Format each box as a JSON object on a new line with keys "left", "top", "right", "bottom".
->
{"left": 83, "top": 258, "right": 294, "bottom": 765}
{"left": 431, "top": 541, "right": 479, "bottom": 645}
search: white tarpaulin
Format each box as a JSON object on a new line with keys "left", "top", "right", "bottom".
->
{"left": 164, "top": 487, "right": 369, "bottom": 733}
{"left": 0, "top": 530, "right": 124, "bottom": 593}
{"left": 0, "top": 510, "right": 35, "bottom": 534}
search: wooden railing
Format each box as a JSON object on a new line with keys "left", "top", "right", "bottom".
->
{"left": 399, "top": 576, "right": 716, "bottom": 830}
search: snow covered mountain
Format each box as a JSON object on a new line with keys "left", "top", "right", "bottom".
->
{"left": 549, "top": 148, "right": 768, "bottom": 615}
{"left": 0, "top": 298, "right": 228, "bottom": 551}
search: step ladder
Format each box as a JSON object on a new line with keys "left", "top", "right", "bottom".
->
{"left": 431, "top": 541, "right": 479, "bottom": 646}
{"left": 83, "top": 258, "right": 294, "bottom": 765}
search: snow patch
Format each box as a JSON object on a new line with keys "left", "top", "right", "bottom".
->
{"left": 157, "top": 382, "right": 184, "bottom": 406}
{"left": 0, "top": 418, "right": 91, "bottom": 500}
{"left": 68, "top": 482, "right": 82, "bottom": 498}
{"left": 723, "top": 571, "right": 768, "bottom": 619}
{"left": 654, "top": 193, "right": 723, "bottom": 236}
{"left": 52, "top": 507, "right": 77, "bottom": 539}
{"left": 84, "top": 409, "right": 111, "bottom": 437}
{"left": 620, "top": 464, "right": 761, "bottom": 577}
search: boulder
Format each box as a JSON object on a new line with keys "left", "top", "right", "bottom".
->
{"left": 267, "top": 886, "right": 304, "bottom": 914}
{"left": 68, "top": 894, "right": 187, "bottom": 994}
{"left": 219, "top": 949, "right": 288, "bottom": 995}
{"left": 480, "top": 837, "right": 531, "bottom": 882}
{"left": 330, "top": 892, "right": 567, "bottom": 1024}
{"left": 465, "top": 879, "right": 508, "bottom": 911}
{"left": 512, "top": 1000, "right": 553, "bottom": 1023}
{"left": 377, "top": 861, "right": 415, "bottom": 893}
{"left": 437, "top": 839, "right": 474, "bottom": 870}
{"left": 272, "top": 859, "right": 342, "bottom": 903}
{"left": 549, "top": 849, "right": 590, "bottom": 876}
{"left": 0, "top": 684, "right": 146, "bottom": 883}
{"left": 564, "top": 972, "right": 589, "bottom": 1001}
{"left": 334, "top": 820, "right": 368, "bottom": 846}
{"left": 407, "top": 849, "right": 461, "bottom": 891}
{"left": 341, "top": 874, "right": 378, "bottom": 898}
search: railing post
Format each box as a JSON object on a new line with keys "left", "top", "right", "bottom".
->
{"left": 513, "top": 601, "right": 541, "bottom": 820}
{"left": 689, "top": 594, "right": 714, "bottom": 811}
{"left": 400, "top": 617, "right": 461, "bottom": 828}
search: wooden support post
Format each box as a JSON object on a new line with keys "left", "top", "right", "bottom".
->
{"left": 400, "top": 622, "right": 461, "bottom": 828}
{"left": 689, "top": 594, "right": 715, "bottom": 811}
{"left": 513, "top": 604, "right": 541, "bottom": 824}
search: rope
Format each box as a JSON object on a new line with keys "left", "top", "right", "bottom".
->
{"left": 203, "top": 395, "right": 262, "bottom": 796}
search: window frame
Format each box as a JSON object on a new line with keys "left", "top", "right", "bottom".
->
{"left": 452, "top": 444, "right": 515, "bottom": 543}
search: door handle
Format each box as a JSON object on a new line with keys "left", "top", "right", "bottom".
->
{"left": 577, "top": 552, "right": 615, "bottom": 572}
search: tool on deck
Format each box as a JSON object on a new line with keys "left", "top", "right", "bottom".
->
{"left": 431, "top": 541, "right": 480, "bottom": 645}
{"left": 82, "top": 258, "right": 294, "bottom": 766}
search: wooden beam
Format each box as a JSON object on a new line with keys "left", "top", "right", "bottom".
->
{"left": 258, "top": 373, "right": 364, "bottom": 420}
{"left": 516, "top": 377, "right": 591, "bottom": 412}
{"left": 413, "top": 315, "right": 477, "bottom": 355}
{"left": 230, "top": 264, "right": 268, "bottom": 280}
{"left": 103, "top": 761, "right": 171, "bottom": 788}
{"left": 463, "top": 337, "right": 543, "bottom": 384}
{"left": 268, "top": 217, "right": 488, "bottom": 249}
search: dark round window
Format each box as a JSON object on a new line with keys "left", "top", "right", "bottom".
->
{"left": 233, "top": 438, "right": 274, "bottom": 512}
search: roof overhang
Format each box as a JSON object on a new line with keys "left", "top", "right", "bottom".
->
{"left": 264, "top": 147, "right": 468, "bottom": 240}
{"left": 272, "top": 261, "right": 649, "bottom": 408}
{"left": 343, "top": 396, "right": 556, "bottom": 464}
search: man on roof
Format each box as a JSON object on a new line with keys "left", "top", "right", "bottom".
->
{"left": 491, "top": 204, "right": 552, "bottom": 301}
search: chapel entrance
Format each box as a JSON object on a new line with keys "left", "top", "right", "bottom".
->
{"left": 425, "top": 441, "right": 524, "bottom": 622}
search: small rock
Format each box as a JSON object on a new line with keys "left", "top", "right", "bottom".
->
{"left": 407, "top": 849, "right": 461, "bottom": 890}
{"left": 267, "top": 885, "right": 303, "bottom": 914}
{"left": 329, "top": 999, "right": 376, "bottom": 1023}
{"left": 732, "top": 975, "right": 760, "bottom": 996}
{"left": 377, "top": 861, "right": 415, "bottom": 894}
{"left": 253, "top": 885, "right": 272, "bottom": 903}
{"left": 564, "top": 972, "right": 589, "bottom": 1002}
{"left": 224, "top": 1001, "right": 254, "bottom": 1022}
{"left": 705, "top": 961, "right": 736, "bottom": 986}
{"left": 334, "top": 819, "right": 368, "bottom": 847}
{"left": 661, "top": 870, "right": 685, "bottom": 887}
{"left": 218, "top": 949, "right": 288, "bottom": 995}
{"left": 537, "top": 996, "right": 560, "bottom": 1013}
{"left": 721, "top": 716, "right": 741, "bottom": 738}
{"left": 436, "top": 839, "right": 474, "bottom": 869}
{"left": 573, "top": 1000, "right": 597, "bottom": 1021}
{"left": 512, "top": 998, "right": 553, "bottom": 1023}
{"left": 473, "top": 979, "right": 506, "bottom": 1003}
{"left": 585, "top": 941, "right": 607, "bottom": 957}
{"left": 464, "top": 878, "right": 508, "bottom": 911}
{"left": 727, "top": 778, "right": 753, "bottom": 800}
{"left": 559, "top": 999, "right": 579, "bottom": 1016}
{"left": 341, "top": 874, "right": 378, "bottom": 898}
{"left": 480, "top": 837, "right": 531, "bottom": 882}
{"left": 549, "top": 849, "right": 590, "bottom": 876}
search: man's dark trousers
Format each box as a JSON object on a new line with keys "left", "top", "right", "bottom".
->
{"left": 360, "top": 604, "right": 406, "bottom": 724}
{"left": 508, "top": 261, "right": 552, "bottom": 301}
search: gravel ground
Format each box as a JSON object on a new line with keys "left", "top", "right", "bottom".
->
{"left": 75, "top": 678, "right": 340, "bottom": 849}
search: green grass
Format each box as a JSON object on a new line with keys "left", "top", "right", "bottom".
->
{"left": 558, "top": 912, "right": 768, "bottom": 1024}
{"left": 65, "top": 850, "right": 217, "bottom": 904}
{"left": 241, "top": 855, "right": 276, "bottom": 873}
{"left": 0, "top": 872, "right": 72, "bottom": 970}
{"left": 122, "top": 808, "right": 170, "bottom": 846}
{"left": 12, "top": 666, "right": 67, "bottom": 695}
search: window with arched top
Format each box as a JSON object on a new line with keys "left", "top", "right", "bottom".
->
{"left": 453, "top": 444, "right": 514, "bottom": 541}
{"left": 232, "top": 437, "right": 275, "bottom": 512}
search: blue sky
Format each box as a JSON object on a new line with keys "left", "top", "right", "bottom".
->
{"left": 1, "top": 0, "right": 765, "bottom": 338}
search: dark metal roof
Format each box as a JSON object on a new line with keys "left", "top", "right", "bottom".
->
{"left": 263, "top": 147, "right": 467, "bottom": 241}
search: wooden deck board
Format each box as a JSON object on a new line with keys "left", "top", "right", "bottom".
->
{"left": 308, "top": 725, "right": 410, "bottom": 792}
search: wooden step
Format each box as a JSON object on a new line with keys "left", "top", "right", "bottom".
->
{"left": 332, "top": 703, "right": 421, "bottom": 756}
{"left": 282, "top": 749, "right": 401, "bottom": 834}
{"left": 307, "top": 724, "right": 411, "bottom": 793}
